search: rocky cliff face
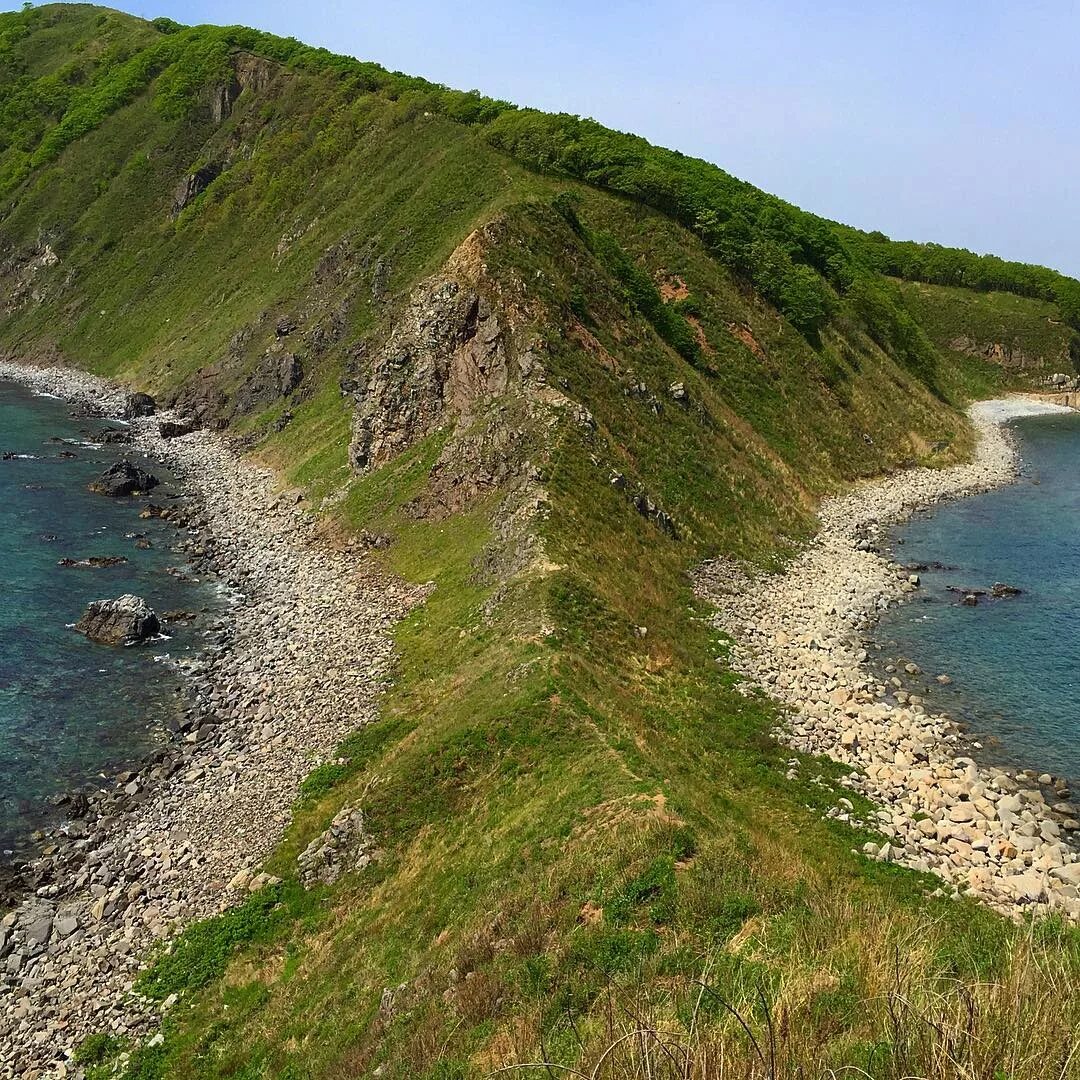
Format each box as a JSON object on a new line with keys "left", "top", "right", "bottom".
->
{"left": 345, "top": 280, "right": 511, "bottom": 473}
{"left": 947, "top": 335, "right": 1054, "bottom": 370}
{"left": 342, "top": 225, "right": 557, "bottom": 523}
{"left": 209, "top": 51, "right": 283, "bottom": 124}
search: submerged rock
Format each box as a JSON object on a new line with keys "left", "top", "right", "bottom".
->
{"left": 88, "top": 460, "right": 159, "bottom": 497}
{"left": 75, "top": 595, "right": 161, "bottom": 645}
{"left": 57, "top": 555, "right": 128, "bottom": 568}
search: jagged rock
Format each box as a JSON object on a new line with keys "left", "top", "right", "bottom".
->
{"left": 347, "top": 280, "right": 510, "bottom": 472}
{"left": 124, "top": 392, "right": 157, "bottom": 418}
{"left": 75, "top": 595, "right": 160, "bottom": 645}
{"left": 234, "top": 351, "right": 303, "bottom": 414}
{"left": 88, "top": 460, "right": 159, "bottom": 496}
{"left": 297, "top": 805, "right": 371, "bottom": 888}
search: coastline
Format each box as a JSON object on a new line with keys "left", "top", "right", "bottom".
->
{"left": 0, "top": 361, "right": 425, "bottom": 1077}
{"left": 697, "top": 397, "right": 1080, "bottom": 920}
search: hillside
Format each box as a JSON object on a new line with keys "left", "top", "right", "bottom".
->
{"left": 2, "top": 6, "right": 1080, "bottom": 1078}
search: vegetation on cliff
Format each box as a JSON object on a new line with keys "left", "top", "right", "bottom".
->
{"left": 2, "top": 5, "right": 1080, "bottom": 1078}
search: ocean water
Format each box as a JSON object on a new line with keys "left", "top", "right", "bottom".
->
{"left": 875, "top": 410, "right": 1080, "bottom": 782}
{"left": 0, "top": 381, "right": 213, "bottom": 855}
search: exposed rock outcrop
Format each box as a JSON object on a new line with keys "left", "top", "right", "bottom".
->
{"left": 230, "top": 349, "right": 304, "bottom": 416}
{"left": 346, "top": 281, "right": 514, "bottom": 472}
{"left": 75, "top": 595, "right": 160, "bottom": 645}
{"left": 171, "top": 163, "right": 221, "bottom": 217}
{"left": 208, "top": 51, "right": 282, "bottom": 124}
{"left": 297, "top": 805, "right": 372, "bottom": 888}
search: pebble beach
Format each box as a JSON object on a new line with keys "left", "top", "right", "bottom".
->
{"left": 698, "top": 397, "right": 1080, "bottom": 921}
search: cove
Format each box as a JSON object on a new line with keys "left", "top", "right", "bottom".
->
{"left": 876, "top": 409, "right": 1080, "bottom": 782}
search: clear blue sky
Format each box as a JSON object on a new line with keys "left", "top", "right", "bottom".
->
{"left": 16, "top": 1, "right": 1080, "bottom": 276}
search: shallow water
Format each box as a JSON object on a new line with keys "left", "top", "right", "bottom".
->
{"left": 876, "top": 410, "right": 1080, "bottom": 781}
{"left": 0, "top": 381, "right": 213, "bottom": 854}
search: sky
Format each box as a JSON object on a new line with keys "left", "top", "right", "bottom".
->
{"left": 14, "top": 1, "right": 1080, "bottom": 275}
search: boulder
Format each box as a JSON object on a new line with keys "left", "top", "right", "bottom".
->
{"left": 88, "top": 460, "right": 159, "bottom": 497}
{"left": 158, "top": 417, "right": 197, "bottom": 439}
{"left": 947, "top": 802, "right": 978, "bottom": 824}
{"left": 124, "top": 392, "right": 157, "bottom": 418}
{"left": 75, "top": 595, "right": 160, "bottom": 645}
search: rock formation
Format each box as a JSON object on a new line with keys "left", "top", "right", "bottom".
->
{"left": 75, "top": 595, "right": 160, "bottom": 645}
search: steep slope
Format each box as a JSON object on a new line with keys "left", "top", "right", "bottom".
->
{"left": 2, "top": 6, "right": 1080, "bottom": 1079}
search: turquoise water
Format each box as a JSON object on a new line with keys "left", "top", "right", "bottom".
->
{"left": 0, "top": 381, "right": 212, "bottom": 854}
{"left": 876, "top": 411, "right": 1080, "bottom": 781}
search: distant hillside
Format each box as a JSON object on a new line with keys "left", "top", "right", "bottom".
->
{"left": 2, "top": 6, "right": 1078, "bottom": 1078}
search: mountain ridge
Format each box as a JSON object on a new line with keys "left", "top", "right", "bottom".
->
{"left": 2, "top": 5, "right": 1079, "bottom": 1077}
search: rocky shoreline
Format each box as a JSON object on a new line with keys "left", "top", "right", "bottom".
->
{"left": 0, "top": 361, "right": 425, "bottom": 1078}
{"left": 698, "top": 397, "right": 1080, "bottom": 921}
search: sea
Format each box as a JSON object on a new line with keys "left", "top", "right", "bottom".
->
{"left": 0, "top": 380, "right": 215, "bottom": 857}
{"left": 875, "top": 407, "right": 1080, "bottom": 783}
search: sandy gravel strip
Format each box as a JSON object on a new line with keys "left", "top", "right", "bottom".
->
{"left": 0, "top": 362, "right": 425, "bottom": 1078}
{"left": 697, "top": 398, "right": 1080, "bottom": 921}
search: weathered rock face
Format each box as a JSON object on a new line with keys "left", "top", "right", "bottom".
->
{"left": 346, "top": 281, "right": 512, "bottom": 473}
{"left": 75, "top": 595, "right": 160, "bottom": 645}
{"left": 208, "top": 51, "right": 282, "bottom": 124}
{"left": 124, "top": 392, "right": 157, "bottom": 419}
{"left": 234, "top": 349, "right": 304, "bottom": 415}
{"left": 297, "top": 805, "right": 371, "bottom": 888}
{"left": 88, "top": 460, "right": 159, "bottom": 497}
{"left": 171, "top": 163, "right": 221, "bottom": 217}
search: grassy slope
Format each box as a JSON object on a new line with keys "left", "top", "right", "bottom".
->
{"left": 897, "top": 279, "right": 1073, "bottom": 398}
{"left": 3, "top": 7, "right": 1080, "bottom": 1079}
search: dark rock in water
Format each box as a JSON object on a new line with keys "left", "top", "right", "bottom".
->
{"left": 124, "top": 392, "right": 157, "bottom": 419}
{"left": 75, "top": 595, "right": 160, "bottom": 645}
{"left": 159, "top": 417, "right": 197, "bottom": 439}
{"left": 57, "top": 555, "right": 128, "bottom": 569}
{"left": 960, "top": 593, "right": 979, "bottom": 607}
{"left": 88, "top": 460, "right": 159, "bottom": 497}
{"left": 134, "top": 537, "right": 152, "bottom": 550}
{"left": 57, "top": 450, "right": 77, "bottom": 459}
{"left": 991, "top": 582, "right": 1022, "bottom": 598}
{"left": 96, "top": 427, "right": 132, "bottom": 444}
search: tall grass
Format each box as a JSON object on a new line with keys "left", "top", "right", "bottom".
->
{"left": 491, "top": 906, "right": 1080, "bottom": 1080}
